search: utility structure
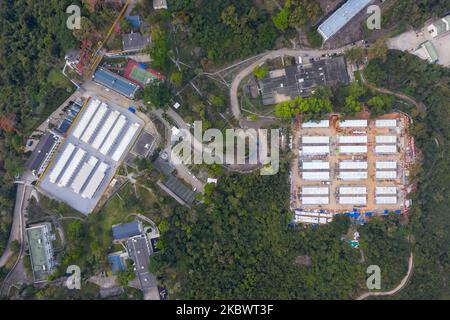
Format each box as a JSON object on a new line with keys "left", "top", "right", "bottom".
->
{"left": 83, "top": 0, "right": 131, "bottom": 81}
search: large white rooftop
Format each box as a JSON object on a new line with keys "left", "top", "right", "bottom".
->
{"left": 317, "top": 0, "right": 372, "bottom": 41}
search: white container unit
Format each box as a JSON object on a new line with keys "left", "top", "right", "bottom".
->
{"left": 376, "top": 187, "right": 397, "bottom": 195}
{"left": 339, "top": 120, "right": 367, "bottom": 127}
{"left": 111, "top": 123, "right": 141, "bottom": 162}
{"left": 376, "top": 196, "right": 397, "bottom": 204}
{"left": 376, "top": 119, "right": 397, "bottom": 127}
{"left": 72, "top": 99, "right": 101, "bottom": 138}
{"left": 301, "top": 197, "right": 329, "bottom": 205}
{"left": 80, "top": 102, "right": 109, "bottom": 144}
{"left": 376, "top": 161, "right": 397, "bottom": 169}
{"left": 375, "top": 145, "right": 397, "bottom": 154}
{"left": 338, "top": 136, "right": 367, "bottom": 144}
{"left": 71, "top": 156, "right": 98, "bottom": 194}
{"left": 302, "top": 161, "right": 330, "bottom": 170}
{"left": 301, "top": 136, "right": 330, "bottom": 144}
{"left": 339, "top": 145, "right": 367, "bottom": 154}
{"left": 339, "top": 187, "right": 367, "bottom": 194}
{"left": 302, "top": 171, "right": 330, "bottom": 180}
{"left": 376, "top": 135, "right": 397, "bottom": 144}
{"left": 49, "top": 143, "right": 76, "bottom": 184}
{"left": 99, "top": 115, "right": 127, "bottom": 156}
{"left": 339, "top": 171, "right": 368, "bottom": 180}
{"left": 301, "top": 120, "right": 329, "bottom": 128}
{"left": 81, "top": 162, "right": 109, "bottom": 199}
{"left": 339, "top": 161, "right": 368, "bottom": 170}
{"left": 301, "top": 187, "right": 329, "bottom": 195}
{"left": 91, "top": 110, "right": 120, "bottom": 150}
{"left": 57, "top": 148, "right": 86, "bottom": 188}
{"left": 376, "top": 171, "right": 397, "bottom": 179}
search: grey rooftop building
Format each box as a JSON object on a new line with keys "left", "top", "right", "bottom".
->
{"left": 122, "top": 32, "right": 151, "bottom": 52}
{"left": 258, "top": 57, "right": 349, "bottom": 105}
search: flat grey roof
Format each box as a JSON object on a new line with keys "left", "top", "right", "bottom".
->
{"left": 122, "top": 32, "right": 151, "bottom": 52}
{"left": 126, "top": 236, "right": 157, "bottom": 290}
{"left": 38, "top": 97, "right": 144, "bottom": 214}
{"left": 132, "top": 131, "right": 155, "bottom": 157}
{"left": 162, "top": 175, "right": 196, "bottom": 206}
{"left": 26, "top": 132, "right": 58, "bottom": 172}
{"left": 318, "top": 0, "right": 372, "bottom": 41}
{"left": 259, "top": 57, "right": 349, "bottom": 105}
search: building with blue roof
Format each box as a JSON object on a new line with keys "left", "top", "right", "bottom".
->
{"left": 108, "top": 254, "right": 126, "bottom": 274}
{"left": 93, "top": 68, "right": 139, "bottom": 99}
{"left": 317, "top": 0, "right": 372, "bottom": 41}
{"left": 112, "top": 221, "right": 142, "bottom": 240}
{"left": 126, "top": 16, "right": 142, "bottom": 30}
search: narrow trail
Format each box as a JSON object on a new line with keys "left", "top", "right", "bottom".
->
{"left": 359, "top": 70, "right": 426, "bottom": 112}
{"left": 356, "top": 252, "right": 414, "bottom": 300}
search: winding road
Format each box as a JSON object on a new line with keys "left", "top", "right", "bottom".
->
{"left": 229, "top": 46, "right": 357, "bottom": 126}
{"left": 356, "top": 252, "right": 414, "bottom": 300}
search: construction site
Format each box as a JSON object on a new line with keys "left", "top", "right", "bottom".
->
{"left": 290, "top": 113, "right": 416, "bottom": 225}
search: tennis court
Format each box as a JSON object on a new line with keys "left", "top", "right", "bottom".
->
{"left": 130, "top": 66, "right": 157, "bottom": 85}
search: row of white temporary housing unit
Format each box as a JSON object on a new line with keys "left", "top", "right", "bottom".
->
{"left": 301, "top": 120, "right": 329, "bottom": 128}
{"left": 302, "top": 145, "right": 330, "bottom": 155}
{"left": 376, "top": 136, "right": 397, "bottom": 144}
{"left": 301, "top": 118, "right": 398, "bottom": 129}
{"left": 302, "top": 136, "right": 330, "bottom": 144}
{"left": 375, "top": 145, "right": 397, "bottom": 154}
{"left": 339, "top": 171, "right": 368, "bottom": 180}
{"left": 302, "top": 161, "right": 330, "bottom": 170}
{"left": 376, "top": 187, "right": 397, "bottom": 195}
{"left": 339, "top": 161, "right": 367, "bottom": 169}
{"left": 301, "top": 187, "right": 329, "bottom": 195}
{"left": 71, "top": 98, "right": 141, "bottom": 162}
{"left": 49, "top": 143, "right": 76, "bottom": 184}
{"left": 376, "top": 161, "right": 397, "bottom": 169}
{"left": 302, "top": 171, "right": 330, "bottom": 180}
{"left": 376, "top": 196, "right": 397, "bottom": 204}
{"left": 376, "top": 171, "right": 397, "bottom": 179}
{"left": 339, "top": 145, "right": 367, "bottom": 154}
{"left": 338, "top": 136, "right": 367, "bottom": 144}
{"left": 57, "top": 148, "right": 86, "bottom": 188}
{"left": 48, "top": 144, "right": 111, "bottom": 200}
{"left": 301, "top": 197, "right": 329, "bottom": 205}
{"left": 339, "top": 187, "right": 367, "bottom": 194}
{"left": 71, "top": 156, "right": 98, "bottom": 194}
{"left": 81, "top": 162, "right": 109, "bottom": 199}
{"left": 339, "top": 120, "right": 367, "bottom": 128}
{"left": 294, "top": 215, "right": 329, "bottom": 224}
{"left": 375, "top": 119, "right": 397, "bottom": 127}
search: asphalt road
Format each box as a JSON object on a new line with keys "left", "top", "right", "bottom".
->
{"left": 0, "top": 172, "right": 34, "bottom": 268}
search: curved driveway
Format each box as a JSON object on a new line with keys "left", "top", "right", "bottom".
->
{"left": 230, "top": 46, "right": 354, "bottom": 126}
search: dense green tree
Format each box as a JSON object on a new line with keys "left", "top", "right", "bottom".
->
{"left": 143, "top": 80, "right": 173, "bottom": 108}
{"left": 253, "top": 64, "right": 269, "bottom": 79}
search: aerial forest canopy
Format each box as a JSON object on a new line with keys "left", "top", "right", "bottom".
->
{"left": 0, "top": 0, "right": 79, "bottom": 254}
{"left": 364, "top": 50, "right": 450, "bottom": 298}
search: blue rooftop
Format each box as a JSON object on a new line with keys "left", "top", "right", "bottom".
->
{"left": 93, "top": 68, "right": 139, "bottom": 99}
{"left": 112, "top": 221, "right": 141, "bottom": 240}
{"left": 126, "top": 16, "right": 141, "bottom": 29}
{"left": 108, "top": 254, "right": 126, "bottom": 275}
{"left": 58, "top": 119, "right": 72, "bottom": 134}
